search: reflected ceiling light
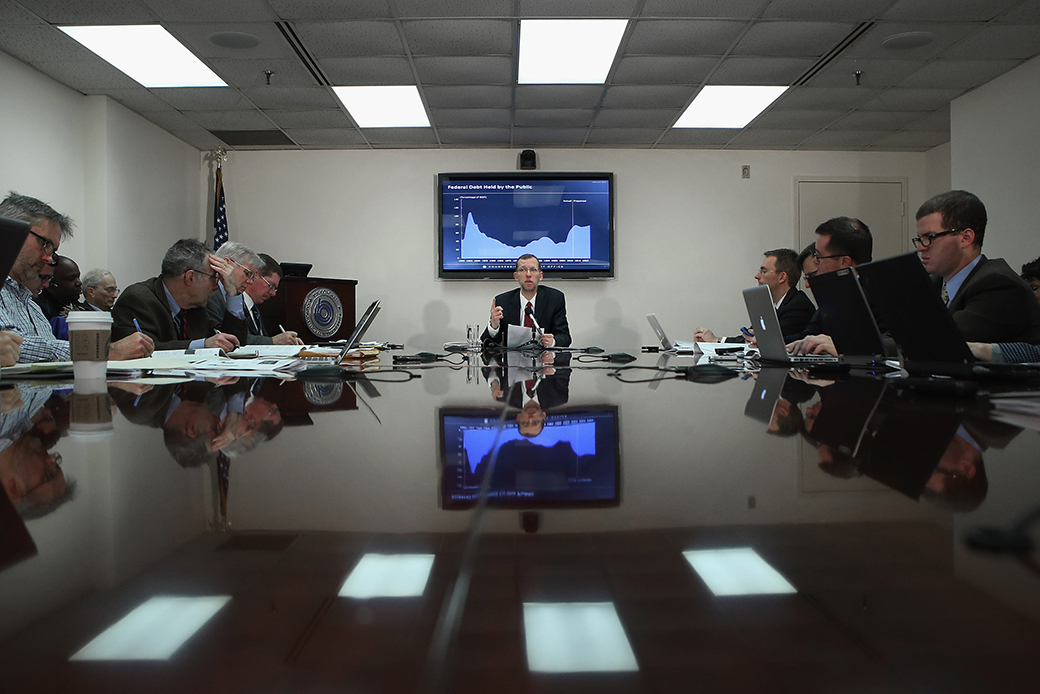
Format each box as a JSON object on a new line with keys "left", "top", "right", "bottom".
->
{"left": 683, "top": 548, "right": 797, "bottom": 596}
{"left": 332, "top": 85, "right": 431, "bottom": 128}
{"left": 70, "top": 596, "right": 231, "bottom": 661}
{"left": 518, "top": 19, "right": 628, "bottom": 84}
{"left": 338, "top": 554, "right": 435, "bottom": 598}
{"left": 673, "top": 85, "right": 788, "bottom": 129}
{"left": 523, "top": 602, "right": 639, "bottom": 673}
{"left": 58, "top": 25, "right": 226, "bottom": 88}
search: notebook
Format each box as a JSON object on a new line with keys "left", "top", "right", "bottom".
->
{"left": 742, "top": 285, "right": 839, "bottom": 364}
{"left": 808, "top": 267, "right": 887, "bottom": 356}
{"left": 302, "top": 299, "right": 381, "bottom": 363}
{"left": 645, "top": 313, "right": 696, "bottom": 352}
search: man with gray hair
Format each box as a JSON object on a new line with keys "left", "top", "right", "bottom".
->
{"left": 82, "top": 268, "right": 118, "bottom": 311}
{"left": 206, "top": 240, "right": 262, "bottom": 336}
{"left": 0, "top": 192, "right": 153, "bottom": 362}
{"left": 111, "top": 238, "right": 245, "bottom": 351}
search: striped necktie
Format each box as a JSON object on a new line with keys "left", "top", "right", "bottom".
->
{"left": 251, "top": 306, "right": 265, "bottom": 336}
{"left": 941, "top": 282, "right": 949, "bottom": 305}
{"left": 175, "top": 310, "right": 188, "bottom": 339}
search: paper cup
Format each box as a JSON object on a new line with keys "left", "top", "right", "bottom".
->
{"left": 66, "top": 311, "right": 112, "bottom": 380}
{"left": 69, "top": 379, "right": 114, "bottom": 438}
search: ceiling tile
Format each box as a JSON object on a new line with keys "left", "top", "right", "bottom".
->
{"left": 0, "top": 0, "right": 47, "bottom": 24}
{"left": 871, "top": 130, "right": 950, "bottom": 149}
{"left": 153, "top": 87, "right": 253, "bottom": 111}
{"left": 843, "top": 22, "right": 980, "bottom": 60}
{"left": 602, "top": 85, "right": 695, "bottom": 108}
{"left": 641, "top": 0, "right": 772, "bottom": 19}
{"left": 0, "top": 24, "right": 106, "bottom": 65}
{"left": 612, "top": 56, "right": 717, "bottom": 84}
{"left": 515, "top": 85, "right": 604, "bottom": 108}
{"left": 882, "top": 0, "right": 1020, "bottom": 22}
{"left": 318, "top": 56, "right": 415, "bottom": 85}
{"left": 585, "top": 128, "right": 662, "bottom": 145}
{"left": 423, "top": 85, "right": 512, "bottom": 108}
{"left": 209, "top": 57, "right": 318, "bottom": 88}
{"left": 800, "top": 129, "right": 888, "bottom": 147}
{"left": 657, "top": 128, "right": 738, "bottom": 146}
{"left": 429, "top": 108, "right": 512, "bottom": 127}
{"left": 139, "top": 109, "right": 209, "bottom": 132}
{"left": 291, "top": 21, "right": 404, "bottom": 58}
{"left": 731, "top": 21, "right": 859, "bottom": 57}
{"left": 807, "top": 58, "right": 925, "bottom": 88}
{"left": 513, "top": 127, "right": 588, "bottom": 145}
{"left": 413, "top": 56, "right": 513, "bottom": 84}
{"left": 624, "top": 19, "right": 746, "bottom": 55}
{"left": 859, "top": 87, "right": 965, "bottom": 111}
{"left": 827, "top": 110, "right": 927, "bottom": 130}
{"left": 750, "top": 109, "right": 842, "bottom": 129}
{"left": 728, "top": 128, "right": 815, "bottom": 146}
{"left": 283, "top": 128, "right": 369, "bottom": 145}
{"left": 267, "top": 0, "right": 392, "bottom": 20}
{"left": 520, "top": 0, "right": 639, "bottom": 16}
{"left": 30, "top": 59, "right": 140, "bottom": 91}
{"left": 264, "top": 109, "right": 353, "bottom": 129}
{"left": 394, "top": 0, "right": 514, "bottom": 18}
{"left": 761, "top": 0, "right": 894, "bottom": 21}
{"left": 401, "top": 19, "right": 513, "bottom": 55}
{"left": 104, "top": 87, "right": 177, "bottom": 112}
{"left": 438, "top": 127, "right": 512, "bottom": 144}
{"left": 771, "top": 86, "right": 879, "bottom": 110}
{"left": 902, "top": 107, "right": 950, "bottom": 131}
{"left": 363, "top": 127, "right": 439, "bottom": 145}
{"left": 709, "top": 56, "right": 817, "bottom": 84}
{"left": 997, "top": 0, "right": 1040, "bottom": 22}
{"left": 239, "top": 87, "right": 340, "bottom": 110}
{"left": 594, "top": 109, "right": 679, "bottom": 127}
{"left": 166, "top": 22, "right": 296, "bottom": 60}
{"left": 898, "top": 59, "right": 1021, "bottom": 89}
{"left": 515, "top": 109, "right": 596, "bottom": 127}
{"left": 141, "top": 0, "right": 277, "bottom": 22}
{"left": 168, "top": 127, "right": 226, "bottom": 150}
{"left": 19, "top": 0, "right": 158, "bottom": 24}
{"left": 182, "top": 109, "right": 275, "bottom": 130}
{"left": 942, "top": 25, "right": 1040, "bottom": 60}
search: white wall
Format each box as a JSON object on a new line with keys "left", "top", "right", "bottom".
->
{"left": 0, "top": 49, "right": 200, "bottom": 284}
{"left": 226, "top": 147, "right": 936, "bottom": 351}
{"left": 952, "top": 53, "right": 1040, "bottom": 265}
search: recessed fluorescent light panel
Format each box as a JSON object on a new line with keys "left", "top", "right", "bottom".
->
{"left": 523, "top": 602, "right": 639, "bottom": 673}
{"left": 332, "top": 86, "right": 431, "bottom": 128}
{"left": 70, "top": 596, "right": 230, "bottom": 661}
{"left": 338, "top": 554, "right": 435, "bottom": 598}
{"left": 518, "top": 19, "right": 628, "bottom": 84}
{"left": 683, "top": 548, "right": 797, "bottom": 596}
{"left": 58, "top": 25, "right": 225, "bottom": 88}
{"left": 673, "top": 85, "right": 789, "bottom": 129}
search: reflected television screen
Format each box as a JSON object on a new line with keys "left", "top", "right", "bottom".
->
{"left": 439, "top": 406, "right": 620, "bottom": 508}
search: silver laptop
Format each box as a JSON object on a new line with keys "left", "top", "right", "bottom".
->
{"left": 304, "top": 300, "right": 381, "bottom": 363}
{"left": 742, "top": 286, "right": 838, "bottom": 364}
{"left": 0, "top": 216, "right": 30, "bottom": 282}
{"left": 645, "top": 313, "right": 696, "bottom": 352}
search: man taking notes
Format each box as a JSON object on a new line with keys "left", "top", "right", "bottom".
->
{"left": 483, "top": 254, "right": 571, "bottom": 348}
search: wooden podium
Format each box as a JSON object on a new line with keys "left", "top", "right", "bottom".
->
{"left": 258, "top": 276, "right": 357, "bottom": 343}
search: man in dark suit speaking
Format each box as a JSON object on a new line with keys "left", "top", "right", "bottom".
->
{"left": 483, "top": 254, "right": 571, "bottom": 348}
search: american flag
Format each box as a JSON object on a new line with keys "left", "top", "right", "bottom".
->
{"left": 213, "top": 166, "right": 229, "bottom": 250}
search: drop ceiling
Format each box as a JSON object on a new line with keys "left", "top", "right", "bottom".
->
{"left": 2, "top": 0, "right": 1039, "bottom": 152}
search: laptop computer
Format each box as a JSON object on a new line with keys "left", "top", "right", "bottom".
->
{"left": 855, "top": 253, "right": 975, "bottom": 370}
{"left": 303, "top": 299, "right": 381, "bottom": 363}
{"left": 742, "top": 285, "right": 839, "bottom": 364}
{"left": 743, "top": 367, "right": 790, "bottom": 423}
{"left": 0, "top": 216, "right": 31, "bottom": 281}
{"left": 808, "top": 267, "right": 887, "bottom": 356}
{"left": 645, "top": 313, "right": 696, "bottom": 352}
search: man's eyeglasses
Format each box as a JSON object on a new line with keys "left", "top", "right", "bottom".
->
{"left": 258, "top": 274, "right": 278, "bottom": 294}
{"left": 516, "top": 267, "right": 540, "bottom": 275}
{"left": 810, "top": 248, "right": 848, "bottom": 262}
{"left": 193, "top": 269, "right": 221, "bottom": 283}
{"left": 229, "top": 259, "right": 256, "bottom": 282}
{"left": 23, "top": 453, "right": 63, "bottom": 498}
{"left": 28, "top": 229, "right": 57, "bottom": 256}
{"left": 912, "top": 228, "right": 963, "bottom": 249}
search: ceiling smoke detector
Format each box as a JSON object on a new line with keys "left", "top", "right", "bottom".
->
{"left": 209, "top": 32, "right": 260, "bottom": 49}
{"left": 881, "top": 31, "right": 935, "bottom": 50}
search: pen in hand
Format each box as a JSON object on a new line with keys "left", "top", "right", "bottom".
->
{"left": 133, "top": 318, "right": 142, "bottom": 333}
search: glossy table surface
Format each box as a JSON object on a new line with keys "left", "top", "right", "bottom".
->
{"left": 2, "top": 350, "right": 1040, "bottom": 694}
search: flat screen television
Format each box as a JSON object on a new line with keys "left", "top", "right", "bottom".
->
{"left": 438, "top": 172, "right": 615, "bottom": 279}
{"left": 439, "top": 405, "right": 620, "bottom": 509}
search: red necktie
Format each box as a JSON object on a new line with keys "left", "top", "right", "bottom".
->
{"left": 175, "top": 310, "right": 188, "bottom": 339}
{"left": 524, "top": 301, "right": 533, "bottom": 328}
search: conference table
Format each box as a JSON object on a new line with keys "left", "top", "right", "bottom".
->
{"left": 2, "top": 349, "right": 1040, "bottom": 694}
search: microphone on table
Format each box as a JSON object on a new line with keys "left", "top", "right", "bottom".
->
{"left": 524, "top": 305, "right": 544, "bottom": 337}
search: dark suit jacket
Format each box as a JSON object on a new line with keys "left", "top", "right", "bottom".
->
{"left": 937, "top": 255, "right": 1040, "bottom": 344}
{"left": 482, "top": 285, "right": 571, "bottom": 347}
{"left": 726, "top": 287, "right": 815, "bottom": 344}
{"left": 204, "top": 286, "right": 251, "bottom": 345}
{"left": 111, "top": 276, "right": 247, "bottom": 350}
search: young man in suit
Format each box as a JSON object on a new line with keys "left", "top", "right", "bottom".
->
{"left": 914, "top": 189, "right": 1040, "bottom": 344}
{"left": 483, "top": 254, "right": 571, "bottom": 348}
